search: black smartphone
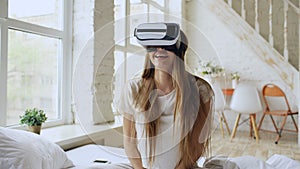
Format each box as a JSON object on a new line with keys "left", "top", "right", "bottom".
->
{"left": 93, "top": 158, "right": 110, "bottom": 163}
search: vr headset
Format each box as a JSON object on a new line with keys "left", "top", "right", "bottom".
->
{"left": 134, "top": 23, "right": 181, "bottom": 50}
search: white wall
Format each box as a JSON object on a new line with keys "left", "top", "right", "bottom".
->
{"left": 72, "top": 0, "right": 299, "bottom": 139}
{"left": 72, "top": 0, "right": 95, "bottom": 126}
{"left": 73, "top": 0, "right": 115, "bottom": 129}
{"left": 185, "top": 0, "right": 299, "bottom": 131}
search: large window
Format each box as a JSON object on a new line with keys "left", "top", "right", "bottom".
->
{"left": 0, "top": 0, "right": 72, "bottom": 127}
{"left": 113, "top": 0, "right": 182, "bottom": 112}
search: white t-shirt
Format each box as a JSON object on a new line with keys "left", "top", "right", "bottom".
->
{"left": 118, "top": 77, "right": 213, "bottom": 169}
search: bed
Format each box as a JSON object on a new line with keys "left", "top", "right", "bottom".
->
{"left": 66, "top": 144, "right": 129, "bottom": 168}
{"left": 1, "top": 127, "right": 300, "bottom": 169}
{"left": 65, "top": 144, "right": 300, "bottom": 169}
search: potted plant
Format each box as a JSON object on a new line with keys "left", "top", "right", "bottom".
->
{"left": 231, "top": 72, "right": 240, "bottom": 89}
{"left": 200, "top": 61, "right": 225, "bottom": 77}
{"left": 20, "top": 108, "right": 47, "bottom": 134}
{"left": 197, "top": 61, "right": 225, "bottom": 83}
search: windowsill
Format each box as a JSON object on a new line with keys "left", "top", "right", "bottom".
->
{"left": 41, "top": 117, "right": 123, "bottom": 150}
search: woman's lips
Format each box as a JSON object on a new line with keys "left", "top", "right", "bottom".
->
{"left": 154, "top": 55, "right": 168, "bottom": 58}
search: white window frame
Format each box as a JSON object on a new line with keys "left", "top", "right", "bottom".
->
{"left": 112, "top": 0, "right": 184, "bottom": 114}
{"left": 114, "top": 0, "right": 182, "bottom": 88}
{"left": 0, "top": 0, "right": 73, "bottom": 127}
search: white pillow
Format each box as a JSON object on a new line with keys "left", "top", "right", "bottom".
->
{"left": 266, "top": 154, "right": 300, "bottom": 169}
{"left": 230, "top": 156, "right": 275, "bottom": 169}
{"left": 202, "top": 156, "right": 276, "bottom": 169}
{"left": 0, "top": 127, "right": 74, "bottom": 169}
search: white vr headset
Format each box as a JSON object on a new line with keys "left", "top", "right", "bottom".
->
{"left": 134, "top": 23, "right": 181, "bottom": 48}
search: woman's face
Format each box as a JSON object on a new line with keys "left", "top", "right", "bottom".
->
{"left": 147, "top": 47, "right": 176, "bottom": 73}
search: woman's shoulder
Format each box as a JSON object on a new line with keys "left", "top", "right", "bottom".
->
{"left": 127, "top": 77, "right": 142, "bottom": 87}
{"left": 193, "top": 75, "right": 214, "bottom": 101}
{"left": 125, "top": 77, "right": 142, "bottom": 93}
{"left": 193, "top": 76, "right": 212, "bottom": 89}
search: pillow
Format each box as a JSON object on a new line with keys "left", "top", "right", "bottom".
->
{"left": 0, "top": 127, "right": 74, "bottom": 169}
{"left": 266, "top": 154, "right": 300, "bottom": 169}
{"left": 202, "top": 156, "right": 239, "bottom": 169}
{"left": 230, "top": 156, "right": 275, "bottom": 169}
{"left": 202, "top": 156, "right": 275, "bottom": 169}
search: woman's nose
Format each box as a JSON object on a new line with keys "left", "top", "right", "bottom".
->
{"left": 156, "top": 47, "right": 166, "bottom": 51}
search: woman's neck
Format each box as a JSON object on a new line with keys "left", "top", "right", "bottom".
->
{"left": 154, "top": 70, "right": 174, "bottom": 95}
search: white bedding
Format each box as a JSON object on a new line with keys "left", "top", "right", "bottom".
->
{"left": 0, "top": 127, "right": 74, "bottom": 169}
{"left": 2, "top": 127, "right": 299, "bottom": 169}
{"left": 66, "top": 144, "right": 300, "bottom": 169}
{"left": 66, "top": 144, "right": 129, "bottom": 168}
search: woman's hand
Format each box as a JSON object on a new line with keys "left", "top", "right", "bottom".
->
{"left": 123, "top": 113, "right": 145, "bottom": 169}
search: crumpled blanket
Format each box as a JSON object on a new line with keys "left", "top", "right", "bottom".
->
{"left": 202, "top": 156, "right": 240, "bottom": 169}
{"left": 200, "top": 155, "right": 300, "bottom": 169}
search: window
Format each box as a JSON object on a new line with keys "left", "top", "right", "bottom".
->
{"left": 113, "top": 0, "right": 182, "bottom": 113}
{"left": 0, "top": 0, "right": 72, "bottom": 127}
{"left": 8, "top": 0, "right": 63, "bottom": 30}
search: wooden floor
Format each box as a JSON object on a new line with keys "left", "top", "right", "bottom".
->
{"left": 210, "top": 128, "right": 300, "bottom": 161}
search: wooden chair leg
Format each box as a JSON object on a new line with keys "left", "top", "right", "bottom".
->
{"left": 290, "top": 114, "right": 298, "bottom": 132}
{"left": 270, "top": 115, "right": 279, "bottom": 133}
{"left": 231, "top": 114, "right": 241, "bottom": 142}
{"left": 218, "top": 112, "right": 225, "bottom": 137}
{"left": 221, "top": 112, "right": 231, "bottom": 135}
{"left": 250, "top": 114, "right": 259, "bottom": 143}
{"left": 250, "top": 115, "right": 253, "bottom": 137}
{"left": 275, "top": 115, "right": 288, "bottom": 144}
{"left": 257, "top": 113, "right": 266, "bottom": 131}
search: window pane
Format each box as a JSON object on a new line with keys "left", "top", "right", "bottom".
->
{"left": 112, "top": 51, "right": 145, "bottom": 113}
{"left": 126, "top": 52, "right": 144, "bottom": 80}
{"left": 114, "top": 2, "right": 126, "bottom": 46}
{"left": 130, "top": 0, "right": 142, "bottom": 4}
{"left": 7, "top": 29, "right": 60, "bottom": 126}
{"left": 8, "top": 0, "right": 63, "bottom": 30}
{"left": 130, "top": 3, "right": 148, "bottom": 45}
{"left": 149, "top": 4, "right": 164, "bottom": 22}
{"left": 153, "top": 0, "right": 164, "bottom": 6}
{"left": 113, "top": 51, "right": 125, "bottom": 113}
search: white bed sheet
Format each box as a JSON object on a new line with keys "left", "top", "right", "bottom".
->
{"left": 66, "top": 144, "right": 129, "bottom": 168}
{"left": 266, "top": 154, "right": 300, "bottom": 169}
{"left": 66, "top": 144, "right": 300, "bottom": 169}
{"left": 66, "top": 144, "right": 207, "bottom": 168}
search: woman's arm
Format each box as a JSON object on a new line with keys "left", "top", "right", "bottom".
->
{"left": 175, "top": 98, "right": 213, "bottom": 169}
{"left": 123, "top": 113, "right": 146, "bottom": 169}
{"left": 191, "top": 98, "right": 212, "bottom": 160}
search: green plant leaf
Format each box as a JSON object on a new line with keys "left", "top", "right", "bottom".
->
{"left": 19, "top": 108, "right": 47, "bottom": 126}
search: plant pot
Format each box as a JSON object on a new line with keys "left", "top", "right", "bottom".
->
{"left": 28, "top": 125, "right": 42, "bottom": 135}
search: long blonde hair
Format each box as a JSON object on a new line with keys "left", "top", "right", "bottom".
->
{"left": 133, "top": 31, "right": 213, "bottom": 168}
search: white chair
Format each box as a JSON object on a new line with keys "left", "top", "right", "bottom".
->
{"left": 212, "top": 83, "right": 231, "bottom": 137}
{"left": 230, "top": 84, "right": 263, "bottom": 143}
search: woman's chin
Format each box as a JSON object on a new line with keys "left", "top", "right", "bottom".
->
{"left": 154, "top": 64, "right": 172, "bottom": 73}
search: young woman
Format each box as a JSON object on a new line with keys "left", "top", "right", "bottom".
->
{"left": 117, "top": 23, "right": 214, "bottom": 169}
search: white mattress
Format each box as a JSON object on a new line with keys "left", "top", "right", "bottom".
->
{"left": 66, "top": 144, "right": 300, "bottom": 169}
{"left": 66, "top": 144, "right": 129, "bottom": 168}
{"left": 66, "top": 144, "right": 207, "bottom": 168}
